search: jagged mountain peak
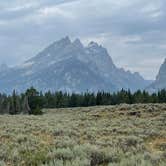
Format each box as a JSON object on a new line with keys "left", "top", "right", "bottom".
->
{"left": 86, "top": 41, "right": 108, "bottom": 58}
{"left": 45, "top": 36, "right": 72, "bottom": 51}
{"left": 88, "top": 41, "right": 100, "bottom": 48}
{"left": 146, "top": 58, "right": 166, "bottom": 92}
{"left": 72, "top": 38, "right": 84, "bottom": 49}
{"left": 0, "top": 36, "right": 150, "bottom": 93}
{"left": 55, "top": 36, "right": 71, "bottom": 46}
{"left": 155, "top": 58, "right": 166, "bottom": 82}
{"left": 25, "top": 36, "right": 73, "bottom": 64}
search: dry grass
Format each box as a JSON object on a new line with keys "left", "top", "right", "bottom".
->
{"left": 0, "top": 104, "right": 166, "bottom": 165}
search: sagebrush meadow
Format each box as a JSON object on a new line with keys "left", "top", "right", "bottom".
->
{"left": 0, "top": 104, "right": 165, "bottom": 165}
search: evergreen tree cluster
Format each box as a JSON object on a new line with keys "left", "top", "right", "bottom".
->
{"left": 0, "top": 90, "right": 30, "bottom": 115}
{"left": 0, "top": 88, "right": 42, "bottom": 115}
{"left": 41, "top": 89, "right": 166, "bottom": 108}
{"left": 1, "top": 87, "right": 166, "bottom": 115}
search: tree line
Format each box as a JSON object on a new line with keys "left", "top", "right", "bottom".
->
{"left": 0, "top": 87, "right": 166, "bottom": 115}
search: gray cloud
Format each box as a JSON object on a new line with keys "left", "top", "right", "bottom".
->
{"left": 0, "top": 0, "right": 166, "bottom": 80}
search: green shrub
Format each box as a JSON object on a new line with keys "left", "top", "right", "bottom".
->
{"left": 31, "top": 106, "right": 43, "bottom": 115}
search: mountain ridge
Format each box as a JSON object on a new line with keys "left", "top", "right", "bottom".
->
{"left": 0, "top": 36, "right": 151, "bottom": 93}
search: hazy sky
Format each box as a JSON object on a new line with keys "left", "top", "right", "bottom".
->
{"left": 0, "top": 0, "right": 166, "bottom": 80}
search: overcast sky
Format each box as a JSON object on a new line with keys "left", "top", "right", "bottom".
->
{"left": 0, "top": 0, "right": 166, "bottom": 80}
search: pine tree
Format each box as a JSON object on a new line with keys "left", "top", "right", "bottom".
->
{"left": 96, "top": 92, "right": 102, "bottom": 105}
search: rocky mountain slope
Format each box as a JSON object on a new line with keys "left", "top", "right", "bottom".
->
{"left": 0, "top": 37, "right": 150, "bottom": 93}
{"left": 147, "top": 59, "right": 166, "bottom": 92}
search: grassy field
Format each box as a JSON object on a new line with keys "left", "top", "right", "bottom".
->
{"left": 0, "top": 104, "right": 166, "bottom": 166}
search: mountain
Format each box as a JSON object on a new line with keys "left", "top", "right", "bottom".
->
{"left": 0, "top": 37, "right": 150, "bottom": 93}
{"left": 147, "top": 59, "right": 166, "bottom": 92}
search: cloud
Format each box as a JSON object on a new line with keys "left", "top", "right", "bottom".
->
{"left": 38, "top": 6, "right": 76, "bottom": 19}
{"left": 0, "top": 0, "right": 166, "bottom": 80}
